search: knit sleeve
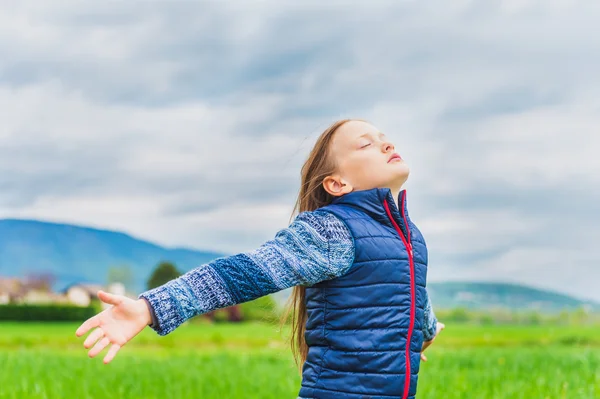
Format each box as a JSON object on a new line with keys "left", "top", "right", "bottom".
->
{"left": 422, "top": 289, "right": 438, "bottom": 341}
{"left": 138, "top": 210, "right": 354, "bottom": 336}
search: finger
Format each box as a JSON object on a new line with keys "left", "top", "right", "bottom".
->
{"left": 88, "top": 336, "right": 111, "bottom": 358}
{"left": 103, "top": 343, "right": 121, "bottom": 364}
{"left": 76, "top": 315, "right": 100, "bottom": 337}
{"left": 421, "top": 353, "right": 427, "bottom": 362}
{"left": 97, "top": 290, "right": 123, "bottom": 306}
{"left": 439, "top": 322, "right": 446, "bottom": 330}
{"left": 83, "top": 328, "right": 104, "bottom": 349}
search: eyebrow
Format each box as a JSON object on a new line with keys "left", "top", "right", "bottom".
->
{"left": 359, "top": 132, "right": 386, "bottom": 139}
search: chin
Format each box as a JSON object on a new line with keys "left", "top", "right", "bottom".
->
{"left": 394, "top": 164, "right": 410, "bottom": 177}
{"left": 391, "top": 169, "right": 410, "bottom": 186}
{"left": 383, "top": 176, "right": 408, "bottom": 190}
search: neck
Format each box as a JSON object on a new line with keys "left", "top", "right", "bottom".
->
{"left": 390, "top": 186, "right": 403, "bottom": 208}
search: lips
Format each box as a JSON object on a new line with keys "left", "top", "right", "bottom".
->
{"left": 388, "top": 153, "right": 402, "bottom": 163}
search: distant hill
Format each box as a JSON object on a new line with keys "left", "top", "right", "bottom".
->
{"left": 272, "top": 282, "right": 599, "bottom": 313}
{"left": 2, "top": 218, "right": 598, "bottom": 312}
{"left": 0, "top": 219, "right": 224, "bottom": 293}
{"left": 426, "top": 281, "right": 600, "bottom": 313}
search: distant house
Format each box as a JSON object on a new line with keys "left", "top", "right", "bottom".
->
{"left": 1, "top": 277, "right": 130, "bottom": 307}
{"left": 0, "top": 277, "right": 26, "bottom": 304}
{"left": 63, "top": 282, "right": 129, "bottom": 309}
{"left": 63, "top": 283, "right": 105, "bottom": 307}
{"left": 22, "top": 290, "right": 66, "bottom": 304}
{"left": 455, "top": 291, "right": 476, "bottom": 302}
{"left": 0, "top": 277, "right": 66, "bottom": 304}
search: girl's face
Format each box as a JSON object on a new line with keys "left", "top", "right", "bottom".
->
{"left": 325, "top": 120, "right": 410, "bottom": 196}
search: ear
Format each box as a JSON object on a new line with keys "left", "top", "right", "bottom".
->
{"left": 323, "top": 175, "right": 353, "bottom": 197}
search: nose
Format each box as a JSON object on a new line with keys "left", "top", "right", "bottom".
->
{"left": 382, "top": 141, "right": 395, "bottom": 153}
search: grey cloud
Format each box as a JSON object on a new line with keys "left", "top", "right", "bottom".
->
{"left": 1, "top": 1, "right": 600, "bottom": 300}
{"left": 3, "top": 2, "right": 599, "bottom": 123}
{"left": 0, "top": 138, "right": 129, "bottom": 205}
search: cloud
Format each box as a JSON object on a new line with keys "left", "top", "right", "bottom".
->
{"left": 1, "top": 1, "right": 599, "bottom": 301}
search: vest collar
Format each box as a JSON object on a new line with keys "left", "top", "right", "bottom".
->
{"left": 330, "top": 187, "right": 411, "bottom": 229}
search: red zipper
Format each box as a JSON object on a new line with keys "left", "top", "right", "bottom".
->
{"left": 383, "top": 192, "right": 415, "bottom": 399}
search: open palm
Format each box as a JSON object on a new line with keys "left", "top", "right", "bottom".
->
{"left": 75, "top": 290, "right": 151, "bottom": 364}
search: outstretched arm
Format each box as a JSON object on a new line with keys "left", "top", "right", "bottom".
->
{"left": 140, "top": 210, "right": 354, "bottom": 336}
{"left": 75, "top": 210, "right": 354, "bottom": 363}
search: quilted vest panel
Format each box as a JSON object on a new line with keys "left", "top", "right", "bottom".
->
{"left": 298, "top": 188, "right": 429, "bottom": 399}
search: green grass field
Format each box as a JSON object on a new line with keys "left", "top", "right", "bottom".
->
{"left": 1, "top": 320, "right": 599, "bottom": 399}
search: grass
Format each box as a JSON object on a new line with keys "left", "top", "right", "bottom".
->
{"left": 0, "top": 320, "right": 599, "bottom": 398}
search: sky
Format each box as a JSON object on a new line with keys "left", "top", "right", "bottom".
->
{"left": 1, "top": 1, "right": 599, "bottom": 301}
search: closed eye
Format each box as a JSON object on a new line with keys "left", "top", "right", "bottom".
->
{"left": 360, "top": 143, "right": 371, "bottom": 149}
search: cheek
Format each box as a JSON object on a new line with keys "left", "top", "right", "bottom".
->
{"left": 340, "top": 155, "right": 368, "bottom": 175}
{"left": 341, "top": 155, "right": 383, "bottom": 183}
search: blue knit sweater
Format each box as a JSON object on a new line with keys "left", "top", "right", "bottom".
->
{"left": 139, "top": 209, "right": 439, "bottom": 341}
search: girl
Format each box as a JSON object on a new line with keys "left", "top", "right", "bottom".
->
{"left": 76, "top": 119, "right": 445, "bottom": 399}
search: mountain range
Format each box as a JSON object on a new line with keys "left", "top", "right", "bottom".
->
{"left": 424, "top": 281, "right": 598, "bottom": 312}
{"left": 0, "top": 218, "right": 223, "bottom": 293}
{"left": 1, "top": 218, "right": 598, "bottom": 312}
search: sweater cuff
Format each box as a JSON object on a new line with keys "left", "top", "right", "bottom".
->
{"left": 138, "top": 284, "right": 186, "bottom": 336}
{"left": 140, "top": 297, "right": 159, "bottom": 329}
{"left": 423, "top": 317, "right": 438, "bottom": 342}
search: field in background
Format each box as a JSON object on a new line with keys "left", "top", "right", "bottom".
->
{"left": 1, "top": 320, "right": 599, "bottom": 399}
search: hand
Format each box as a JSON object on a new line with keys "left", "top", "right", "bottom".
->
{"left": 75, "top": 290, "right": 152, "bottom": 364}
{"left": 420, "top": 321, "right": 445, "bottom": 362}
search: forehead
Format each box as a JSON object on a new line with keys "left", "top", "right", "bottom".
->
{"left": 333, "top": 120, "right": 380, "bottom": 145}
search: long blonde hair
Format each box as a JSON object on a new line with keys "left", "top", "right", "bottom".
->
{"left": 279, "top": 119, "right": 352, "bottom": 373}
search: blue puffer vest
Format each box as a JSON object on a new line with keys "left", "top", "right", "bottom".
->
{"left": 298, "top": 188, "right": 429, "bottom": 399}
